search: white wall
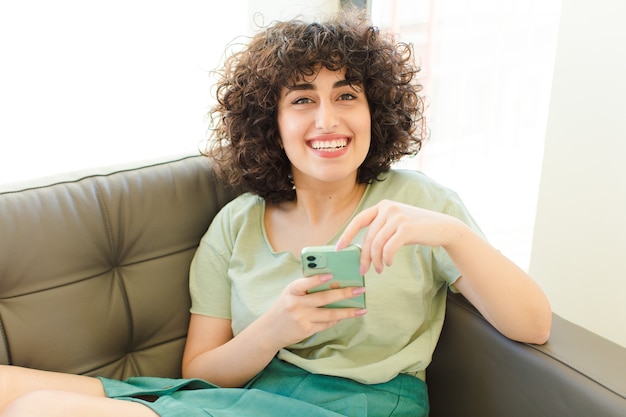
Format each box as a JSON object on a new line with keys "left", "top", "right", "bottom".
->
{"left": 530, "top": 0, "right": 626, "bottom": 346}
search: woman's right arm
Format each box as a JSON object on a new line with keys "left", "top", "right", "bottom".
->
{"left": 181, "top": 274, "right": 366, "bottom": 387}
{"left": 181, "top": 313, "right": 277, "bottom": 387}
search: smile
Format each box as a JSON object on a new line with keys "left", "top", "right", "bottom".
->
{"left": 309, "top": 138, "right": 349, "bottom": 152}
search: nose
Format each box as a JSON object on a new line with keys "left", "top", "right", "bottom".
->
{"left": 315, "top": 100, "right": 339, "bottom": 130}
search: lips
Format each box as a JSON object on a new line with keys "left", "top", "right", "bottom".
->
{"left": 308, "top": 138, "right": 349, "bottom": 152}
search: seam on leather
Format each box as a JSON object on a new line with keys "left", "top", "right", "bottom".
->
{"left": 83, "top": 336, "right": 187, "bottom": 376}
{"left": 112, "top": 267, "right": 135, "bottom": 360}
{"left": 94, "top": 182, "right": 115, "bottom": 258}
{"left": 127, "top": 350, "right": 141, "bottom": 376}
{"left": 0, "top": 247, "right": 196, "bottom": 301}
{"left": 135, "top": 334, "right": 189, "bottom": 353}
{"left": 529, "top": 342, "right": 625, "bottom": 400}
{"left": 0, "top": 274, "right": 108, "bottom": 300}
{"left": 0, "top": 154, "right": 203, "bottom": 195}
{"left": 447, "top": 293, "right": 626, "bottom": 401}
{"left": 0, "top": 314, "right": 12, "bottom": 365}
{"left": 94, "top": 181, "right": 136, "bottom": 369}
{"left": 110, "top": 245, "right": 198, "bottom": 269}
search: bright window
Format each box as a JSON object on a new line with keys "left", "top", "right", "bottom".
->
{"left": 371, "top": 0, "right": 562, "bottom": 269}
{"left": 0, "top": 1, "right": 247, "bottom": 184}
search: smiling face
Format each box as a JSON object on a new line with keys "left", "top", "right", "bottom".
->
{"left": 277, "top": 67, "right": 371, "bottom": 188}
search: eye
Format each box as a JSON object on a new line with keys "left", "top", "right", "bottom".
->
{"left": 292, "top": 96, "right": 314, "bottom": 105}
{"left": 338, "top": 93, "right": 357, "bottom": 101}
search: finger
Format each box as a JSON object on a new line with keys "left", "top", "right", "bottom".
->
{"left": 290, "top": 274, "right": 333, "bottom": 296}
{"left": 360, "top": 211, "right": 397, "bottom": 274}
{"left": 308, "top": 286, "right": 366, "bottom": 311}
{"left": 373, "top": 216, "right": 410, "bottom": 270}
{"left": 336, "top": 207, "right": 380, "bottom": 274}
{"left": 317, "top": 307, "right": 367, "bottom": 324}
{"left": 381, "top": 229, "right": 403, "bottom": 267}
{"left": 358, "top": 224, "right": 377, "bottom": 274}
{"left": 335, "top": 206, "right": 378, "bottom": 250}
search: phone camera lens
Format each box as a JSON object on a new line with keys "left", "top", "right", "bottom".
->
{"left": 306, "top": 255, "right": 316, "bottom": 261}
{"left": 307, "top": 262, "right": 317, "bottom": 268}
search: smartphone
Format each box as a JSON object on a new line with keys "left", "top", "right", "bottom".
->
{"left": 301, "top": 244, "right": 365, "bottom": 309}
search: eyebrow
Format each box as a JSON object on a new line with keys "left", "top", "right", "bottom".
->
{"left": 285, "top": 79, "right": 358, "bottom": 92}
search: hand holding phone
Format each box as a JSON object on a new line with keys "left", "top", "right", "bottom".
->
{"left": 301, "top": 244, "right": 365, "bottom": 309}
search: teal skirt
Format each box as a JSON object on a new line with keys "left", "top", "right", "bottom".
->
{"left": 99, "top": 358, "right": 428, "bottom": 417}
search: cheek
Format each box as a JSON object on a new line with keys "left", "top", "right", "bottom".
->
{"left": 277, "top": 112, "right": 301, "bottom": 143}
{"left": 277, "top": 118, "right": 304, "bottom": 159}
{"left": 356, "top": 105, "right": 371, "bottom": 129}
{"left": 356, "top": 109, "right": 372, "bottom": 145}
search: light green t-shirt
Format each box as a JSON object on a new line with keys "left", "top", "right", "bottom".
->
{"left": 189, "top": 169, "right": 484, "bottom": 384}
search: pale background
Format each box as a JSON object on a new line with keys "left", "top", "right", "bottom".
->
{"left": 529, "top": 0, "right": 626, "bottom": 347}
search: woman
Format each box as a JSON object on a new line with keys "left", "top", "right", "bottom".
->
{"left": 0, "top": 8, "right": 551, "bottom": 417}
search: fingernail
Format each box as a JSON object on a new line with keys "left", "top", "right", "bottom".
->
{"left": 352, "top": 287, "right": 366, "bottom": 296}
{"left": 359, "top": 265, "right": 367, "bottom": 276}
{"left": 320, "top": 274, "right": 333, "bottom": 282}
{"left": 355, "top": 308, "right": 367, "bottom": 316}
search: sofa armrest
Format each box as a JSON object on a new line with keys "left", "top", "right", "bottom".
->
{"left": 427, "top": 292, "right": 626, "bottom": 417}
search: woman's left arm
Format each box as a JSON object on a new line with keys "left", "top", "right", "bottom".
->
{"left": 336, "top": 200, "right": 552, "bottom": 345}
{"left": 438, "top": 221, "right": 551, "bottom": 344}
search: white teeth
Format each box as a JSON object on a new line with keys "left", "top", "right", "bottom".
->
{"left": 310, "top": 139, "right": 348, "bottom": 151}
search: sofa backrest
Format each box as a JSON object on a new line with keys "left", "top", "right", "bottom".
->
{"left": 0, "top": 155, "right": 239, "bottom": 379}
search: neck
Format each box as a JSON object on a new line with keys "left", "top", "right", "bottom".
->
{"left": 291, "top": 178, "right": 366, "bottom": 226}
{"left": 264, "top": 175, "right": 367, "bottom": 253}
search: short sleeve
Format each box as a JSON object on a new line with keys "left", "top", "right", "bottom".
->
{"left": 189, "top": 208, "right": 234, "bottom": 319}
{"left": 433, "top": 190, "right": 486, "bottom": 291}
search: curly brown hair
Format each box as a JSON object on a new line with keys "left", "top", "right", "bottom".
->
{"left": 204, "top": 8, "right": 427, "bottom": 204}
